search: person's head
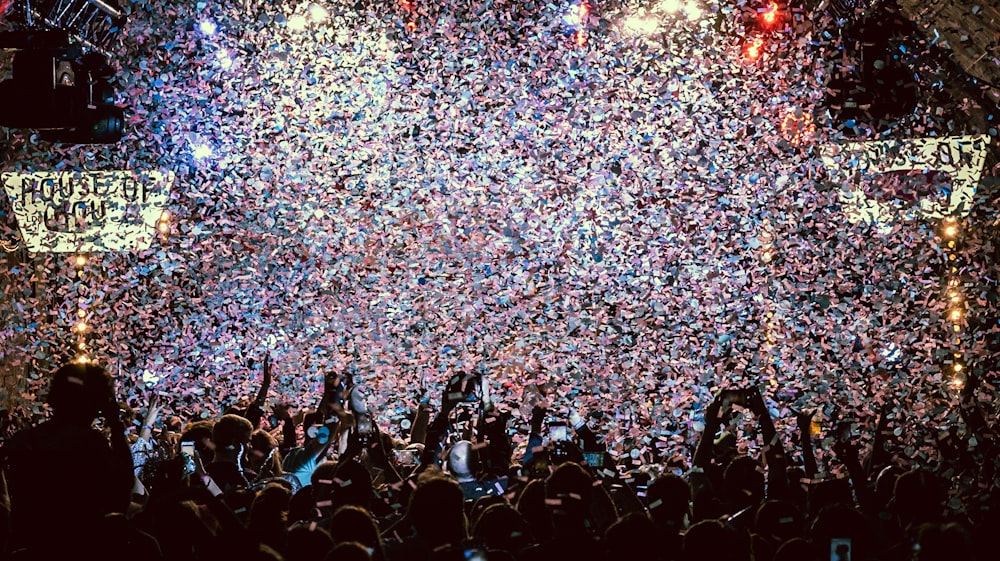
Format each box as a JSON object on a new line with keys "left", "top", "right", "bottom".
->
{"left": 603, "top": 512, "right": 658, "bottom": 559}
{"left": 331, "top": 458, "right": 374, "bottom": 511}
{"left": 180, "top": 420, "right": 216, "bottom": 464}
{"left": 913, "top": 521, "right": 975, "bottom": 561}
{"left": 646, "top": 473, "right": 692, "bottom": 530}
{"left": 324, "top": 541, "right": 372, "bottom": 561}
{"left": 212, "top": 414, "right": 253, "bottom": 459}
{"left": 515, "top": 478, "right": 551, "bottom": 542}
{"left": 472, "top": 502, "right": 533, "bottom": 553}
{"left": 285, "top": 522, "right": 333, "bottom": 561}
{"left": 47, "top": 362, "right": 116, "bottom": 425}
{"left": 248, "top": 429, "right": 282, "bottom": 476}
{"left": 723, "top": 455, "right": 765, "bottom": 510}
{"left": 247, "top": 483, "right": 293, "bottom": 550}
{"left": 754, "top": 500, "right": 803, "bottom": 544}
{"left": 288, "top": 485, "right": 318, "bottom": 524}
{"left": 891, "top": 469, "right": 946, "bottom": 528}
{"left": 447, "top": 440, "right": 480, "bottom": 482}
{"left": 684, "top": 518, "right": 751, "bottom": 561}
{"left": 408, "top": 469, "right": 468, "bottom": 547}
{"left": 328, "top": 505, "right": 384, "bottom": 561}
{"left": 773, "top": 537, "right": 821, "bottom": 561}
{"left": 874, "top": 464, "right": 904, "bottom": 509}
{"left": 545, "top": 462, "right": 594, "bottom": 532}
{"left": 810, "top": 504, "right": 877, "bottom": 561}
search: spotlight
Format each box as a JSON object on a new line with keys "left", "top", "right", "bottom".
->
{"left": 287, "top": 14, "right": 308, "bottom": 31}
{"left": 657, "top": 0, "right": 681, "bottom": 13}
{"left": 199, "top": 20, "right": 218, "bottom": 35}
{"left": 0, "top": 1, "right": 128, "bottom": 143}
{"left": 192, "top": 143, "right": 214, "bottom": 160}
{"left": 760, "top": 2, "right": 778, "bottom": 26}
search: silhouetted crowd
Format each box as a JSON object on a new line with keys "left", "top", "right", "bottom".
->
{"left": 0, "top": 360, "right": 997, "bottom": 561}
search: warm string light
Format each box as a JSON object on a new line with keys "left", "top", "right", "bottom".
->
{"left": 575, "top": 2, "right": 590, "bottom": 47}
{"left": 158, "top": 210, "right": 171, "bottom": 237}
{"left": 940, "top": 216, "right": 966, "bottom": 389}
{"left": 72, "top": 253, "right": 91, "bottom": 363}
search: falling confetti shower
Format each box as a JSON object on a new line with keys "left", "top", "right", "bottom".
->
{"left": 0, "top": 0, "right": 997, "bottom": 469}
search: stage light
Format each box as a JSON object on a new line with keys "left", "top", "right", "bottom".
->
{"left": 192, "top": 144, "right": 214, "bottom": 160}
{"left": 943, "top": 225, "right": 958, "bottom": 238}
{"left": 74, "top": 254, "right": 87, "bottom": 267}
{"left": 623, "top": 14, "right": 659, "bottom": 35}
{"left": 287, "top": 14, "right": 307, "bottom": 31}
{"left": 216, "top": 49, "right": 233, "bottom": 69}
{"left": 949, "top": 309, "right": 962, "bottom": 322}
{"left": 309, "top": 3, "right": 329, "bottom": 22}
{"left": 75, "top": 320, "right": 88, "bottom": 333}
{"left": 656, "top": 0, "right": 681, "bottom": 13}
{"left": 77, "top": 309, "right": 87, "bottom": 318}
{"left": 0, "top": 27, "right": 126, "bottom": 143}
{"left": 683, "top": 2, "right": 702, "bottom": 19}
{"left": 199, "top": 20, "right": 217, "bottom": 35}
{"left": 760, "top": 2, "right": 778, "bottom": 26}
{"left": 745, "top": 36, "right": 764, "bottom": 60}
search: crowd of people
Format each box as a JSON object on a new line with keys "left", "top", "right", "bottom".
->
{"left": 0, "top": 359, "right": 996, "bottom": 561}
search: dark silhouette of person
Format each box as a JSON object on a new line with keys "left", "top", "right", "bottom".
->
{"left": 0, "top": 362, "right": 136, "bottom": 559}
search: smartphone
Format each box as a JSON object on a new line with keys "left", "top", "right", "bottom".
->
{"left": 357, "top": 417, "right": 373, "bottom": 435}
{"left": 810, "top": 416, "right": 822, "bottom": 436}
{"left": 394, "top": 449, "right": 418, "bottom": 467}
{"left": 549, "top": 422, "right": 569, "bottom": 441}
{"left": 583, "top": 452, "right": 604, "bottom": 468}
{"left": 463, "top": 548, "right": 488, "bottom": 561}
{"left": 721, "top": 389, "right": 746, "bottom": 407}
{"left": 180, "top": 441, "right": 197, "bottom": 475}
{"left": 830, "top": 537, "right": 851, "bottom": 561}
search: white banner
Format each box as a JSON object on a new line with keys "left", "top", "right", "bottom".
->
{"left": 821, "top": 135, "right": 991, "bottom": 230}
{"left": 2, "top": 170, "right": 173, "bottom": 253}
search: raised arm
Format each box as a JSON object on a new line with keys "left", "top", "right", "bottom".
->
{"left": 794, "top": 409, "right": 818, "bottom": 478}
{"left": 746, "top": 387, "right": 789, "bottom": 500}
{"left": 244, "top": 354, "right": 272, "bottom": 430}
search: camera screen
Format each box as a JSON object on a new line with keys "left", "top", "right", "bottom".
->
{"left": 549, "top": 424, "right": 568, "bottom": 441}
{"left": 583, "top": 452, "right": 604, "bottom": 468}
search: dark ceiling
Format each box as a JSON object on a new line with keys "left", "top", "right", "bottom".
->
{"left": 897, "top": 0, "right": 1000, "bottom": 107}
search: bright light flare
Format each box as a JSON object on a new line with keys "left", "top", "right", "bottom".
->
{"left": 564, "top": 1, "right": 589, "bottom": 26}
{"left": 308, "top": 3, "right": 329, "bottom": 22}
{"left": 761, "top": 2, "right": 778, "bottom": 26}
{"left": 74, "top": 254, "right": 87, "bottom": 267}
{"left": 198, "top": 20, "right": 217, "bottom": 35}
{"left": 683, "top": 1, "right": 703, "bottom": 19}
{"left": 746, "top": 36, "right": 764, "bottom": 60}
{"left": 216, "top": 50, "right": 233, "bottom": 69}
{"left": 193, "top": 144, "right": 214, "bottom": 160}
{"left": 657, "top": 0, "right": 681, "bottom": 13}
{"left": 623, "top": 14, "right": 659, "bottom": 35}
{"left": 287, "top": 14, "right": 308, "bottom": 31}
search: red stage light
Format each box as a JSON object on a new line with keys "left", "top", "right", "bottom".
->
{"left": 746, "top": 37, "right": 764, "bottom": 60}
{"left": 761, "top": 2, "right": 778, "bottom": 26}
